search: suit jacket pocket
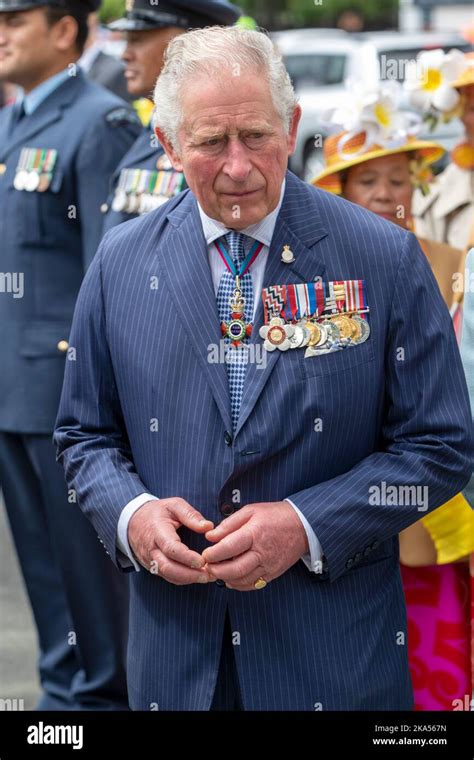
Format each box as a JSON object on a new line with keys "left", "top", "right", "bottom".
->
{"left": 19, "top": 321, "right": 71, "bottom": 358}
{"left": 300, "top": 337, "right": 375, "bottom": 379}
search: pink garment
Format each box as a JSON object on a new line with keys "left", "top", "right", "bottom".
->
{"left": 401, "top": 562, "right": 471, "bottom": 710}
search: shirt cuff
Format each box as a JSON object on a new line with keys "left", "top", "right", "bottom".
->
{"left": 117, "top": 492, "right": 158, "bottom": 571}
{"left": 284, "top": 498, "right": 324, "bottom": 574}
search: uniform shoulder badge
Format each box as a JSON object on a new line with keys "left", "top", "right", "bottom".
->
{"left": 105, "top": 107, "right": 140, "bottom": 128}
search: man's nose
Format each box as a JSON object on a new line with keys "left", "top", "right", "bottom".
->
{"left": 122, "top": 42, "right": 133, "bottom": 63}
{"left": 222, "top": 139, "right": 253, "bottom": 182}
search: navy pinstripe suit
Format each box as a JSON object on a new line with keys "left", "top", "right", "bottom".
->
{"left": 54, "top": 170, "right": 473, "bottom": 710}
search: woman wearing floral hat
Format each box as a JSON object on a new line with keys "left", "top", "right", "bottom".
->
{"left": 409, "top": 50, "right": 474, "bottom": 251}
{"left": 312, "top": 84, "right": 474, "bottom": 711}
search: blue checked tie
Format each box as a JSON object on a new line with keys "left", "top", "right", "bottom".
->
{"left": 216, "top": 231, "right": 254, "bottom": 434}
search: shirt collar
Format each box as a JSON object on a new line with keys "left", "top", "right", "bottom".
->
{"left": 197, "top": 179, "right": 286, "bottom": 247}
{"left": 18, "top": 69, "right": 71, "bottom": 116}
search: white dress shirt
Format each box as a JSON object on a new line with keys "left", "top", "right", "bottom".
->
{"left": 117, "top": 180, "right": 323, "bottom": 574}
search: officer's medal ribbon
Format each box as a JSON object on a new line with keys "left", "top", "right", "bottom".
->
{"left": 214, "top": 238, "right": 265, "bottom": 347}
{"left": 14, "top": 148, "right": 57, "bottom": 192}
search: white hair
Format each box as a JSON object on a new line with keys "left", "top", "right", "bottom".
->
{"left": 153, "top": 26, "right": 298, "bottom": 148}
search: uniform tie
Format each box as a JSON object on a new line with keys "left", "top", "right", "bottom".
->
{"left": 216, "top": 231, "right": 254, "bottom": 433}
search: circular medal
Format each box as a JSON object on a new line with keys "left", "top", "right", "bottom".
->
{"left": 14, "top": 170, "right": 28, "bottom": 191}
{"left": 306, "top": 322, "right": 322, "bottom": 347}
{"left": 289, "top": 324, "right": 310, "bottom": 349}
{"left": 349, "top": 317, "right": 362, "bottom": 343}
{"left": 267, "top": 324, "right": 287, "bottom": 347}
{"left": 228, "top": 319, "right": 246, "bottom": 343}
{"left": 126, "top": 194, "right": 140, "bottom": 214}
{"left": 330, "top": 315, "right": 355, "bottom": 340}
{"left": 37, "top": 172, "right": 50, "bottom": 192}
{"left": 112, "top": 190, "right": 127, "bottom": 212}
{"left": 25, "top": 171, "right": 40, "bottom": 192}
{"left": 315, "top": 323, "right": 329, "bottom": 347}
{"left": 352, "top": 315, "right": 371, "bottom": 344}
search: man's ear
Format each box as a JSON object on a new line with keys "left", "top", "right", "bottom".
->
{"left": 154, "top": 127, "right": 183, "bottom": 172}
{"left": 287, "top": 104, "right": 302, "bottom": 156}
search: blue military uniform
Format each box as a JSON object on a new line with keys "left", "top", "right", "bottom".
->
{"left": 0, "top": 0, "right": 141, "bottom": 710}
{"left": 101, "top": 0, "right": 242, "bottom": 234}
{"left": 101, "top": 127, "right": 186, "bottom": 233}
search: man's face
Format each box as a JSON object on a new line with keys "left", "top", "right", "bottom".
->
{"left": 0, "top": 9, "right": 57, "bottom": 87}
{"left": 343, "top": 153, "right": 413, "bottom": 229}
{"left": 156, "top": 70, "right": 301, "bottom": 229}
{"left": 122, "top": 26, "right": 184, "bottom": 98}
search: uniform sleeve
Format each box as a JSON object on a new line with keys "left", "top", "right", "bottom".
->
{"left": 287, "top": 232, "right": 474, "bottom": 583}
{"left": 75, "top": 107, "right": 141, "bottom": 271}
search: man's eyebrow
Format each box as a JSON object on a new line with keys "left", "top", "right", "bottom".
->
{"left": 192, "top": 125, "right": 273, "bottom": 139}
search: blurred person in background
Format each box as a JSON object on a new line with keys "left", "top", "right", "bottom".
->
{"left": 336, "top": 7, "right": 364, "bottom": 34}
{"left": 100, "top": 0, "right": 242, "bottom": 234}
{"left": 313, "top": 84, "right": 474, "bottom": 710}
{"left": 410, "top": 50, "right": 474, "bottom": 252}
{"left": 79, "top": 10, "right": 131, "bottom": 100}
{"left": 0, "top": 0, "right": 141, "bottom": 709}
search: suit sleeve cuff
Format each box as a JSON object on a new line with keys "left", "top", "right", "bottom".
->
{"left": 117, "top": 493, "right": 158, "bottom": 571}
{"left": 284, "top": 497, "right": 324, "bottom": 574}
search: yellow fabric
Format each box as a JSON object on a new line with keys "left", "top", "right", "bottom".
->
{"left": 421, "top": 493, "right": 474, "bottom": 564}
{"left": 133, "top": 98, "right": 154, "bottom": 128}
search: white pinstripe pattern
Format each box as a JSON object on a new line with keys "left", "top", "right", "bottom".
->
{"left": 54, "top": 171, "right": 473, "bottom": 710}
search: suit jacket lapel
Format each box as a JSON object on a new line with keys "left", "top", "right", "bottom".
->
{"left": 0, "top": 73, "right": 82, "bottom": 162}
{"left": 163, "top": 194, "right": 232, "bottom": 433}
{"left": 234, "top": 173, "right": 328, "bottom": 437}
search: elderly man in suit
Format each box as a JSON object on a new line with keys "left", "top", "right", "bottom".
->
{"left": 54, "top": 26, "right": 474, "bottom": 711}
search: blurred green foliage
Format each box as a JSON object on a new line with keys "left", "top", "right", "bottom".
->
{"left": 98, "top": 0, "right": 399, "bottom": 30}
{"left": 99, "top": 0, "right": 125, "bottom": 24}
{"left": 231, "top": 0, "right": 398, "bottom": 31}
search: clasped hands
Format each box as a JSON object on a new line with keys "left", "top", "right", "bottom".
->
{"left": 127, "top": 497, "right": 309, "bottom": 591}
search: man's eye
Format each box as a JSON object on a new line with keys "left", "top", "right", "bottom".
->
{"left": 203, "top": 138, "right": 222, "bottom": 147}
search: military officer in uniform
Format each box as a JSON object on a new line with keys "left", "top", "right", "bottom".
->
{"left": 0, "top": 0, "right": 141, "bottom": 709}
{"left": 101, "top": 0, "right": 242, "bottom": 234}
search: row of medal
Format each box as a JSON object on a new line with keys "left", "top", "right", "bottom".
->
{"left": 13, "top": 148, "right": 58, "bottom": 192}
{"left": 260, "top": 279, "right": 370, "bottom": 359}
{"left": 111, "top": 167, "right": 185, "bottom": 215}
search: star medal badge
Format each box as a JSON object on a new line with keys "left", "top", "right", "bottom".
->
{"left": 221, "top": 277, "right": 253, "bottom": 347}
{"left": 215, "top": 237, "right": 265, "bottom": 348}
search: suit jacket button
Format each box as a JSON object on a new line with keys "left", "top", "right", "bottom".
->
{"left": 345, "top": 558, "right": 354, "bottom": 569}
{"left": 370, "top": 540, "right": 380, "bottom": 550}
{"left": 224, "top": 431, "right": 232, "bottom": 446}
{"left": 363, "top": 547, "right": 371, "bottom": 557}
{"left": 354, "top": 552, "right": 362, "bottom": 563}
{"left": 215, "top": 579, "right": 225, "bottom": 587}
{"left": 220, "top": 502, "right": 233, "bottom": 517}
{"left": 57, "top": 340, "right": 69, "bottom": 352}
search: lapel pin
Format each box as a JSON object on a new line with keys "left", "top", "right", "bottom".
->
{"left": 281, "top": 245, "right": 295, "bottom": 264}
